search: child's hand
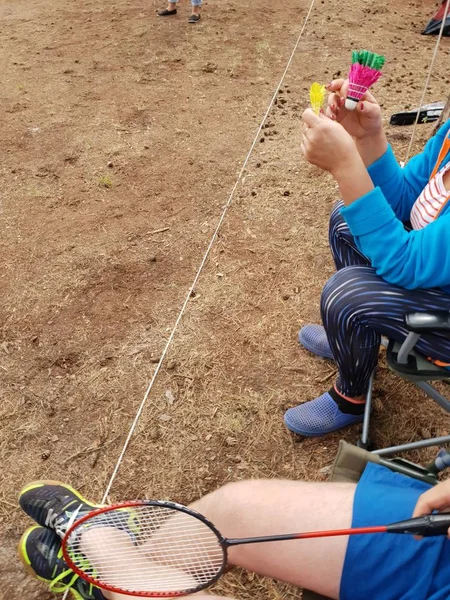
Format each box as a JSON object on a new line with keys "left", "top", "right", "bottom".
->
{"left": 301, "top": 109, "right": 360, "bottom": 176}
{"left": 326, "top": 79, "right": 383, "bottom": 140}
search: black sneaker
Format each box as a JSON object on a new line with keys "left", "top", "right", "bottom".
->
{"left": 19, "top": 481, "right": 100, "bottom": 538}
{"left": 157, "top": 8, "right": 177, "bottom": 16}
{"left": 188, "top": 13, "right": 201, "bottom": 22}
{"left": 18, "top": 525, "right": 105, "bottom": 599}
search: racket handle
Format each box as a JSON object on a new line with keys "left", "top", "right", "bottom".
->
{"left": 387, "top": 514, "right": 450, "bottom": 537}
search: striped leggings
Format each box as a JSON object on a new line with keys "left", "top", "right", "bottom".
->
{"left": 322, "top": 201, "right": 450, "bottom": 397}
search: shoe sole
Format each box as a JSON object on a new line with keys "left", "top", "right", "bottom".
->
{"left": 284, "top": 413, "right": 364, "bottom": 437}
{"left": 18, "top": 525, "right": 43, "bottom": 573}
{"left": 18, "top": 526, "right": 84, "bottom": 600}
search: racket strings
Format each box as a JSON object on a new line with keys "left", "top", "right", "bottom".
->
{"left": 65, "top": 505, "right": 225, "bottom": 594}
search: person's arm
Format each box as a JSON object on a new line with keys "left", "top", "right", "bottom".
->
{"left": 301, "top": 109, "right": 374, "bottom": 204}
{"left": 340, "top": 191, "right": 450, "bottom": 289}
{"left": 301, "top": 110, "right": 450, "bottom": 289}
{"left": 365, "top": 121, "right": 450, "bottom": 222}
{"left": 327, "top": 79, "right": 450, "bottom": 221}
{"left": 334, "top": 141, "right": 450, "bottom": 290}
{"left": 333, "top": 156, "right": 374, "bottom": 206}
{"left": 354, "top": 131, "right": 388, "bottom": 168}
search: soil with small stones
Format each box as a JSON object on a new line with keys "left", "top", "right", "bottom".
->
{"left": 1, "top": 0, "right": 449, "bottom": 598}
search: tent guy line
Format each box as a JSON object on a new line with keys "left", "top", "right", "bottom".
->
{"left": 404, "top": 0, "right": 450, "bottom": 164}
{"left": 98, "top": 0, "right": 318, "bottom": 507}
{"left": 98, "top": 0, "right": 448, "bottom": 511}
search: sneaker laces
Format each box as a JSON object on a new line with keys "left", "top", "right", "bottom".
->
{"left": 49, "top": 567, "right": 81, "bottom": 593}
{"left": 49, "top": 544, "right": 98, "bottom": 597}
{"left": 48, "top": 504, "right": 97, "bottom": 598}
{"left": 45, "top": 502, "right": 84, "bottom": 538}
{"left": 49, "top": 571, "right": 96, "bottom": 598}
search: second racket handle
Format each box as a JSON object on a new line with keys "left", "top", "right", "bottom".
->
{"left": 387, "top": 514, "right": 450, "bottom": 537}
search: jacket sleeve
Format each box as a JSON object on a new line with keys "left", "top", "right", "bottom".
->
{"left": 340, "top": 187, "right": 450, "bottom": 289}
{"left": 366, "top": 120, "right": 450, "bottom": 222}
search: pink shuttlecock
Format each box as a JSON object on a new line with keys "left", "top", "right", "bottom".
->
{"left": 345, "top": 50, "right": 385, "bottom": 111}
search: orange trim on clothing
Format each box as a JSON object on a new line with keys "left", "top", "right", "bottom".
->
{"left": 430, "top": 133, "right": 450, "bottom": 179}
{"left": 333, "top": 384, "right": 366, "bottom": 404}
{"left": 435, "top": 163, "right": 450, "bottom": 218}
{"left": 427, "top": 357, "right": 450, "bottom": 368}
{"left": 420, "top": 132, "right": 450, "bottom": 221}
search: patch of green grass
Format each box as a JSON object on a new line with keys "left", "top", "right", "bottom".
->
{"left": 27, "top": 186, "right": 43, "bottom": 197}
{"left": 98, "top": 174, "right": 113, "bottom": 188}
{"left": 256, "top": 40, "right": 271, "bottom": 54}
{"left": 221, "top": 412, "right": 247, "bottom": 433}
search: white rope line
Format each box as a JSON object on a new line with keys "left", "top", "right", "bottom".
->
{"left": 60, "top": 8, "right": 317, "bottom": 598}
{"left": 98, "top": 0, "right": 317, "bottom": 505}
{"left": 403, "top": 0, "right": 450, "bottom": 164}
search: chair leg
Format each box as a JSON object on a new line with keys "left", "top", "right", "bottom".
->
{"left": 377, "top": 456, "right": 438, "bottom": 485}
{"left": 358, "top": 371, "right": 375, "bottom": 449}
{"left": 369, "top": 379, "right": 450, "bottom": 457}
{"left": 416, "top": 381, "right": 450, "bottom": 412}
{"left": 373, "top": 435, "right": 450, "bottom": 456}
{"left": 427, "top": 448, "right": 450, "bottom": 475}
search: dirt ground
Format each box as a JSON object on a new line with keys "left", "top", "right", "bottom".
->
{"left": 1, "top": 0, "right": 450, "bottom": 597}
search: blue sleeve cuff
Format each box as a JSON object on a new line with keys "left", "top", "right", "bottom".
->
{"left": 340, "top": 188, "right": 395, "bottom": 236}
{"left": 367, "top": 145, "right": 400, "bottom": 187}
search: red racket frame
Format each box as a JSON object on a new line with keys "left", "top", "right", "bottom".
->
{"left": 62, "top": 500, "right": 388, "bottom": 598}
{"left": 62, "top": 500, "right": 228, "bottom": 598}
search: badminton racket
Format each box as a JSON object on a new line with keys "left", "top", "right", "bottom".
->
{"left": 62, "top": 499, "right": 450, "bottom": 598}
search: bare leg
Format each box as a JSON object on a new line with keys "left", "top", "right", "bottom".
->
{"left": 103, "top": 590, "right": 231, "bottom": 600}
{"left": 80, "top": 528, "right": 199, "bottom": 591}
{"left": 78, "top": 479, "right": 355, "bottom": 600}
{"left": 80, "top": 528, "right": 236, "bottom": 599}
{"left": 190, "top": 479, "right": 356, "bottom": 600}
{"left": 104, "top": 594, "right": 231, "bottom": 600}
{"left": 191, "top": 0, "right": 201, "bottom": 15}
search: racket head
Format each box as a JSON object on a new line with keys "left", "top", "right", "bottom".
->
{"left": 62, "top": 500, "right": 227, "bottom": 598}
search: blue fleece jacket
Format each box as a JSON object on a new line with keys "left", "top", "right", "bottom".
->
{"left": 340, "top": 119, "right": 450, "bottom": 292}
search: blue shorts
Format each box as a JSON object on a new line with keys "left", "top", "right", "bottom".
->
{"left": 340, "top": 463, "right": 450, "bottom": 600}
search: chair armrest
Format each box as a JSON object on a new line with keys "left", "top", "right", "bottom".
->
{"left": 405, "top": 311, "right": 450, "bottom": 333}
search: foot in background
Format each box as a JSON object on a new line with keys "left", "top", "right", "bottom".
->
{"left": 298, "top": 324, "right": 334, "bottom": 360}
{"left": 158, "top": 2, "right": 177, "bottom": 16}
{"left": 189, "top": 1, "right": 201, "bottom": 22}
{"left": 284, "top": 389, "right": 365, "bottom": 437}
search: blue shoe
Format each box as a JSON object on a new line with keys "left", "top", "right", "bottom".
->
{"left": 298, "top": 325, "right": 334, "bottom": 360}
{"left": 19, "top": 481, "right": 100, "bottom": 538}
{"left": 284, "top": 392, "right": 364, "bottom": 437}
{"left": 18, "top": 525, "right": 104, "bottom": 599}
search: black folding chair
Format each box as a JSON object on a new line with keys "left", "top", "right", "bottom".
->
{"left": 358, "top": 311, "right": 450, "bottom": 460}
{"left": 303, "top": 312, "right": 450, "bottom": 600}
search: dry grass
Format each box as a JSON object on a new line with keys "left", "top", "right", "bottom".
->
{"left": 1, "top": 0, "right": 450, "bottom": 598}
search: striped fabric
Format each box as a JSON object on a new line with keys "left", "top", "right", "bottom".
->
{"left": 323, "top": 202, "right": 450, "bottom": 397}
{"left": 410, "top": 161, "right": 450, "bottom": 230}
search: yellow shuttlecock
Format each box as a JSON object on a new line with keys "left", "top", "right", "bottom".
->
{"left": 309, "top": 82, "right": 326, "bottom": 114}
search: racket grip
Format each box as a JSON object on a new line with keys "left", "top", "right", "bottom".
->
{"left": 387, "top": 514, "right": 450, "bottom": 537}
